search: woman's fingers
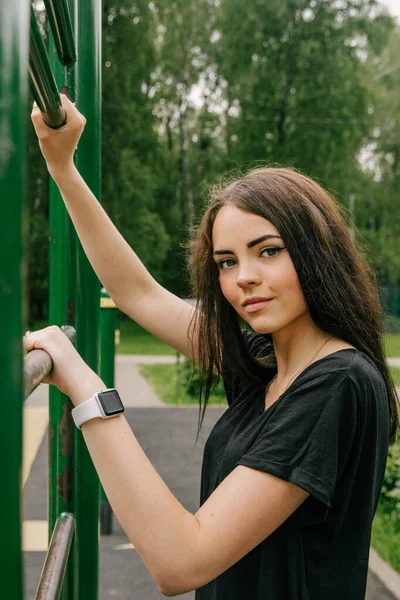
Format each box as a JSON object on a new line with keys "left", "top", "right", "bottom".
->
{"left": 22, "top": 326, "right": 100, "bottom": 398}
{"left": 30, "top": 105, "right": 51, "bottom": 136}
{"left": 30, "top": 93, "right": 87, "bottom": 172}
{"left": 30, "top": 93, "right": 87, "bottom": 134}
{"left": 59, "top": 94, "right": 87, "bottom": 127}
{"left": 22, "top": 325, "right": 74, "bottom": 355}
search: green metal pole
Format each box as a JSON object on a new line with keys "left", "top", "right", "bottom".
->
{"left": 48, "top": 1, "right": 78, "bottom": 598}
{"left": 100, "top": 289, "right": 117, "bottom": 389}
{"left": 0, "top": 0, "right": 29, "bottom": 597}
{"left": 99, "top": 289, "right": 117, "bottom": 534}
{"left": 29, "top": 5, "right": 66, "bottom": 128}
{"left": 43, "top": 0, "right": 77, "bottom": 65}
{"left": 73, "top": 0, "right": 103, "bottom": 597}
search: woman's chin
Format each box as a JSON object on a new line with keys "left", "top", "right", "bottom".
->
{"left": 250, "top": 323, "right": 274, "bottom": 336}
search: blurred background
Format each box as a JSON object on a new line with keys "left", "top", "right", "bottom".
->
{"left": 28, "top": 0, "right": 400, "bottom": 325}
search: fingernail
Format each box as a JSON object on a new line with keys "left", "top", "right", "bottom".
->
{"left": 32, "top": 101, "right": 38, "bottom": 109}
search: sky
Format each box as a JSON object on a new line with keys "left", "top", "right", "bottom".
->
{"left": 380, "top": 0, "right": 400, "bottom": 21}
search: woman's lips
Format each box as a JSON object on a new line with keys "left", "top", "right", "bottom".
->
{"left": 243, "top": 299, "right": 273, "bottom": 313}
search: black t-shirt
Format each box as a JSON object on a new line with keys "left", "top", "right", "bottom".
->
{"left": 195, "top": 331, "right": 390, "bottom": 600}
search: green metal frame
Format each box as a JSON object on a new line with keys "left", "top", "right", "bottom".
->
{"left": 0, "top": 0, "right": 29, "bottom": 597}
{"left": 47, "top": 0, "right": 102, "bottom": 597}
{"left": 29, "top": 5, "right": 66, "bottom": 128}
{"left": 73, "top": 1, "right": 103, "bottom": 596}
{"left": 99, "top": 289, "right": 117, "bottom": 534}
{"left": 44, "top": 0, "right": 77, "bottom": 65}
{"left": 1, "top": 1, "right": 106, "bottom": 598}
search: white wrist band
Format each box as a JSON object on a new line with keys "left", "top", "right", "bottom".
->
{"left": 71, "top": 389, "right": 124, "bottom": 429}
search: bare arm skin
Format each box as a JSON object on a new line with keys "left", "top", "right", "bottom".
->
{"left": 32, "top": 95, "right": 198, "bottom": 360}
{"left": 23, "top": 325, "right": 310, "bottom": 597}
{"left": 29, "top": 97, "right": 310, "bottom": 596}
{"left": 80, "top": 403, "right": 309, "bottom": 596}
{"left": 51, "top": 166, "right": 198, "bottom": 359}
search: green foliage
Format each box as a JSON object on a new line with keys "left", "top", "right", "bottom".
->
{"left": 371, "top": 508, "right": 400, "bottom": 573}
{"left": 26, "top": 0, "right": 400, "bottom": 321}
{"left": 380, "top": 441, "right": 400, "bottom": 516}
{"left": 101, "top": 0, "right": 173, "bottom": 289}
{"left": 372, "top": 439, "right": 400, "bottom": 573}
{"left": 116, "top": 316, "right": 175, "bottom": 355}
{"left": 140, "top": 362, "right": 226, "bottom": 405}
{"left": 178, "top": 358, "right": 226, "bottom": 398}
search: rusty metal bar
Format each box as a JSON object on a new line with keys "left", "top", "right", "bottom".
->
{"left": 24, "top": 326, "right": 76, "bottom": 398}
{"left": 35, "top": 513, "right": 75, "bottom": 600}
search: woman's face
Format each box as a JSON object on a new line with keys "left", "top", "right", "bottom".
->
{"left": 212, "top": 204, "right": 309, "bottom": 334}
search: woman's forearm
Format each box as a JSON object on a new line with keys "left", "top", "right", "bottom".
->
{"left": 51, "top": 165, "right": 156, "bottom": 309}
{"left": 76, "top": 406, "right": 200, "bottom": 596}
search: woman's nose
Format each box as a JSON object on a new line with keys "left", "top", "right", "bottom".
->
{"left": 236, "top": 264, "right": 262, "bottom": 288}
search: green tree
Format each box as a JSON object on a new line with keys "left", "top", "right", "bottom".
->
{"left": 102, "top": 0, "right": 171, "bottom": 287}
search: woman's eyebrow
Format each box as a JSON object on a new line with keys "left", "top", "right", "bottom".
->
{"left": 213, "top": 234, "right": 282, "bottom": 255}
{"left": 247, "top": 234, "right": 282, "bottom": 249}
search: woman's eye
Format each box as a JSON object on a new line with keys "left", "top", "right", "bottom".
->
{"left": 261, "top": 247, "right": 283, "bottom": 258}
{"left": 217, "top": 247, "right": 285, "bottom": 269}
{"left": 218, "top": 259, "right": 236, "bottom": 269}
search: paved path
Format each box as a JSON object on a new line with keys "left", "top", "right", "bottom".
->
{"left": 23, "top": 354, "right": 400, "bottom": 599}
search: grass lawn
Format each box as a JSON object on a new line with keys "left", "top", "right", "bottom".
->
{"left": 141, "top": 363, "right": 400, "bottom": 407}
{"left": 118, "top": 321, "right": 400, "bottom": 358}
{"left": 372, "top": 508, "right": 400, "bottom": 574}
{"left": 383, "top": 333, "right": 400, "bottom": 357}
{"left": 117, "top": 319, "right": 175, "bottom": 355}
{"left": 140, "top": 362, "right": 226, "bottom": 406}
{"left": 390, "top": 367, "right": 400, "bottom": 386}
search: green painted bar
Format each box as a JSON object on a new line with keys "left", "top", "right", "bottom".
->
{"left": 0, "top": 0, "right": 29, "bottom": 597}
{"left": 73, "top": 0, "right": 103, "bottom": 596}
{"left": 44, "top": 0, "right": 77, "bottom": 65}
{"left": 29, "top": 5, "right": 66, "bottom": 128}
{"left": 100, "top": 289, "right": 117, "bottom": 390}
{"left": 48, "top": 2, "right": 78, "bottom": 598}
{"left": 99, "top": 289, "right": 117, "bottom": 534}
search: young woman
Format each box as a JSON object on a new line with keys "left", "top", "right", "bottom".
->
{"left": 27, "top": 95, "right": 398, "bottom": 599}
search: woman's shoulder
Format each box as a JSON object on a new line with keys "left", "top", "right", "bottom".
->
{"left": 304, "top": 346, "right": 387, "bottom": 400}
{"left": 322, "top": 346, "right": 383, "bottom": 379}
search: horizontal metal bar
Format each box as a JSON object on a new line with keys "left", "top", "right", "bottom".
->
{"left": 29, "top": 5, "right": 66, "bottom": 129}
{"left": 43, "top": 0, "right": 76, "bottom": 65}
{"left": 35, "top": 513, "right": 76, "bottom": 600}
{"left": 24, "top": 326, "right": 76, "bottom": 399}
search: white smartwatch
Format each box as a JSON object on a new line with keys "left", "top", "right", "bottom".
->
{"left": 71, "top": 388, "right": 125, "bottom": 430}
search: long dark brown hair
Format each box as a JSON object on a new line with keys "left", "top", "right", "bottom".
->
{"left": 187, "top": 165, "right": 399, "bottom": 446}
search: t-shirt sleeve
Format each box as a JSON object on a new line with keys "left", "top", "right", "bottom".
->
{"left": 236, "top": 370, "right": 358, "bottom": 517}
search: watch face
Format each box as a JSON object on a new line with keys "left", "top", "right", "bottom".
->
{"left": 98, "top": 389, "right": 124, "bottom": 416}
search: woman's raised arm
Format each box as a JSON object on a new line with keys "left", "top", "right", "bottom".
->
{"left": 31, "top": 95, "right": 199, "bottom": 361}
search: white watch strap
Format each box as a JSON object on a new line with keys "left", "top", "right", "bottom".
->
{"left": 72, "top": 393, "right": 104, "bottom": 430}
